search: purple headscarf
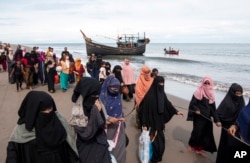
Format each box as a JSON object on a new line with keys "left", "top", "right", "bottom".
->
{"left": 100, "top": 75, "right": 123, "bottom": 118}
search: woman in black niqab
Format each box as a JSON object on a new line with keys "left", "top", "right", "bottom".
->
{"left": 216, "top": 83, "right": 246, "bottom": 163}
{"left": 72, "top": 77, "right": 112, "bottom": 163}
{"left": 6, "top": 91, "right": 79, "bottom": 163}
{"left": 138, "top": 76, "right": 183, "bottom": 163}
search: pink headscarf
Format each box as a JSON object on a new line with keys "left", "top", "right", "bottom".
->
{"left": 193, "top": 76, "right": 215, "bottom": 104}
{"left": 121, "top": 59, "right": 135, "bottom": 85}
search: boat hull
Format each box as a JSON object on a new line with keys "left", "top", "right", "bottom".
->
{"left": 165, "top": 50, "right": 179, "bottom": 55}
{"left": 80, "top": 30, "right": 148, "bottom": 56}
{"left": 85, "top": 41, "right": 146, "bottom": 56}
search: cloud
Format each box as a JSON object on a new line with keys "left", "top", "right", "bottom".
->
{"left": 1, "top": 0, "right": 250, "bottom": 43}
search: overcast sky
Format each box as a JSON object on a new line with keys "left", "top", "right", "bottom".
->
{"left": 1, "top": 0, "right": 250, "bottom": 44}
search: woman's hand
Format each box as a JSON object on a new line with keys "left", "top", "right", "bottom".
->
{"left": 228, "top": 125, "right": 237, "bottom": 136}
{"left": 177, "top": 111, "right": 184, "bottom": 117}
{"left": 95, "top": 99, "right": 102, "bottom": 111}
{"left": 216, "top": 122, "right": 222, "bottom": 127}
{"left": 195, "top": 110, "right": 201, "bottom": 115}
{"left": 117, "top": 117, "right": 125, "bottom": 122}
{"left": 107, "top": 117, "right": 119, "bottom": 124}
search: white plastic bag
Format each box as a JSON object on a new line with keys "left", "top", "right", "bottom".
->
{"left": 138, "top": 128, "right": 152, "bottom": 163}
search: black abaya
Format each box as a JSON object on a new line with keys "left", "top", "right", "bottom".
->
{"left": 138, "top": 76, "right": 178, "bottom": 162}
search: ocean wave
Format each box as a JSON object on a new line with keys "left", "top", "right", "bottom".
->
{"left": 160, "top": 72, "right": 250, "bottom": 97}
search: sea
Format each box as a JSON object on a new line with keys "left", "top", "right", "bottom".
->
{"left": 26, "top": 42, "right": 250, "bottom": 105}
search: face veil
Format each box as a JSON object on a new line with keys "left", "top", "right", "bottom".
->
{"left": 17, "top": 91, "right": 66, "bottom": 148}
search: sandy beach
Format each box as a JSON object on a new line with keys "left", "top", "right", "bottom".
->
{"left": 0, "top": 43, "right": 223, "bottom": 163}
{"left": 0, "top": 65, "right": 223, "bottom": 163}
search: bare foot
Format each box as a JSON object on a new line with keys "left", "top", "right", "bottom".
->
{"left": 187, "top": 146, "right": 193, "bottom": 152}
{"left": 196, "top": 151, "right": 207, "bottom": 157}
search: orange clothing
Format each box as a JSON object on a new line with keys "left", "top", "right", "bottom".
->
{"left": 135, "top": 66, "right": 154, "bottom": 106}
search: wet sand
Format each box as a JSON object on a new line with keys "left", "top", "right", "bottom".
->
{"left": 0, "top": 69, "right": 222, "bottom": 163}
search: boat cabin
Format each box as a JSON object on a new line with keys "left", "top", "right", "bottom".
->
{"left": 117, "top": 33, "right": 149, "bottom": 48}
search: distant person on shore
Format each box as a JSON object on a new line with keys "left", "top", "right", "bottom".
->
{"left": 100, "top": 75, "right": 126, "bottom": 163}
{"left": 30, "top": 46, "right": 39, "bottom": 85}
{"left": 73, "top": 58, "right": 85, "bottom": 83}
{"left": 6, "top": 91, "right": 79, "bottom": 163}
{"left": 6, "top": 48, "right": 15, "bottom": 84}
{"left": 46, "top": 60, "right": 57, "bottom": 93}
{"left": 105, "top": 61, "right": 111, "bottom": 76}
{"left": 86, "top": 53, "right": 96, "bottom": 78}
{"left": 136, "top": 67, "right": 184, "bottom": 163}
{"left": 0, "top": 44, "right": 7, "bottom": 71}
{"left": 187, "top": 76, "right": 220, "bottom": 157}
{"left": 61, "top": 47, "right": 75, "bottom": 84}
{"left": 10, "top": 59, "right": 24, "bottom": 92}
{"left": 92, "top": 54, "right": 102, "bottom": 80}
{"left": 112, "top": 65, "right": 124, "bottom": 85}
{"left": 61, "top": 47, "right": 70, "bottom": 57}
{"left": 37, "top": 51, "right": 46, "bottom": 85}
{"left": 121, "top": 58, "right": 136, "bottom": 101}
{"left": 215, "top": 83, "right": 245, "bottom": 163}
{"left": 60, "top": 55, "right": 70, "bottom": 92}
{"left": 71, "top": 77, "right": 112, "bottom": 163}
{"left": 99, "top": 61, "right": 107, "bottom": 85}
{"left": 13, "top": 45, "right": 23, "bottom": 62}
{"left": 22, "top": 52, "right": 33, "bottom": 90}
{"left": 151, "top": 68, "right": 158, "bottom": 78}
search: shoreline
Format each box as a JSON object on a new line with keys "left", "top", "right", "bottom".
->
{"left": 3, "top": 43, "right": 249, "bottom": 162}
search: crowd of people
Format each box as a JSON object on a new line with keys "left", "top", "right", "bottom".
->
{"left": 2, "top": 43, "right": 250, "bottom": 163}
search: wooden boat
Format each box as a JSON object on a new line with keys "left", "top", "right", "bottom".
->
{"left": 164, "top": 48, "right": 179, "bottom": 55}
{"left": 80, "top": 30, "right": 150, "bottom": 56}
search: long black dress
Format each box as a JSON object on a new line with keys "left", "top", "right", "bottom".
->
{"left": 216, "top": 83, "right": 245, "bottom": 163}
{"left": 138, "top": 76, "right": 178, "bottom": 163}
{"left": 187, "top": 96, "right": 219, "bottom": 153}
{"left": 6, "top": 91, "right": 79, "bottom": 163}
{"left": 72, "top": 77, "right": 112, "bottom": 163}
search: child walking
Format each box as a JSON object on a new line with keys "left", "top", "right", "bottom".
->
{"left": 99, "top": 61, "right": 107, "bottom": 85}
{"left": 10, "top": 60, "right": 24, "bottom": 92}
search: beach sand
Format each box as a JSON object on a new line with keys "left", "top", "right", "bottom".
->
{"left": 0, "top": 74, "right": 221, "bottom": 163}
{"left": 0, "top": 45, "right": 221, "bottom": 162}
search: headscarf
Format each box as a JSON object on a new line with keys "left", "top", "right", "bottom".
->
{"left": 75, "top": 58, "right": 81, "bottom": 70}
{"left": 100, "top": 75, "right": 123, "bottom": 118}
{"left": 17, "top": 91, "right": 66, "bottom": 148}
{"left": 18, "top": 91, "right": 56, "bottom": 130}
{"left": 72, "top": 77, "right": 101, "bottom": 117}
{"left": 112, "top": 65, "right": 123, "bottom": 83}
{"left": 193, "top": 76, "right": 215, "bottom": 104}
{"left": 216, "top": 83, "right": 245, "bottom": 125}
{"left": 135, "top": 66, "right": 154, "bottom": 106}
{"left": 237, "top": 98, "right": 250, "bottom": 144}
{"left": 121, "top": 59, "right": 135, "bottom": 85}
{"left": 154, "top": 76, "right": 165, "bottom": 114}
{"left": 138, "top": 76, "right": 177, "bottom": 132}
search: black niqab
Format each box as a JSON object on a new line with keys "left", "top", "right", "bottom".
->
{"left": 139, "top": 76, "right": 177, "bottom": 131}
{"left": 216, "top": 83, "right": 245, "bottom": 125}
{"left": 72, "top": 77, "right": 101, "bottom": 117}
{"left": 112, "top": 65, "right": 123, "bottom": 83}
{"left": 17, "top": 91, "right": 66, "bottom": 149}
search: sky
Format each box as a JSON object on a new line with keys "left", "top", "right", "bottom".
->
{"left": 1, "top": 0, "right": 250, "bottom": 44}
